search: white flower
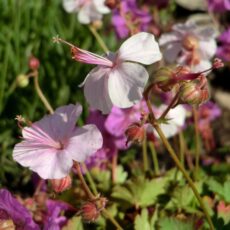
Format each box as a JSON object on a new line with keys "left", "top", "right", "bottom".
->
{"left": 63, "top": 0, "right": 110, "bottom": 24}
{"left": 159, "top": 20, "right": 217, "bottom": 72}
{"left": 153, "top": 105, "right": 187, "bottom": 138}
{"left": 77, "top": 32, "right": 162, "bottom": 114}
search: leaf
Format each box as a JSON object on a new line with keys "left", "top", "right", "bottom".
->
{"left": 112, "top": 177, "right": 168, "bottom": 208}
{"left": 62, "top": 216, "right": 84, "bottom": 230}
{"left": 134, "top": 209, "right": 151, "bottom": 230}
{"left": 158, "top": 217, "right": 194, "bottom": 230}
{"left": 206, "top": 179, "right": 230, "bottom": 202}
{"left": 115, "top": 165, "right": 128, "bottom": 184}
{"left": 217, "top": 201, "right": 230, "bottom": 225}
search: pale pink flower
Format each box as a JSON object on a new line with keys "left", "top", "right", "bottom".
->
{"left": 76, "top": 32, "right": 162, "bottom": 114}
{"left": 63, "top": 0, "right": 110, "bottom": 24}
{"left": 159, "top": 20, "right": 217, "bottom": 72}
{"left": 13, "top": 104, "right": 103, "bottom": 179}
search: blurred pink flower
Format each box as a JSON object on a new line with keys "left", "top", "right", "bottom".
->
{"left": 78, "top": 32, "right": 162, "bottom": 114}
{"left": 159, "top": 20, "right": 217, "bottom": 71}
{"left": 111, "top": 0, "right": 152, "bottom": 39}
{"left": 13, "top": 104, "right": 103, "bottom": 179}
{"left": 208, "top": 0, "right": 230, "bottom": 12}
{"left": 217, "top": 27, "right": 230, "bottom": 61}
{"left": 85, "top": 109, "right": 127, "bottom": 169}
{"left": 0, "top": 189, "right": 39, "bottom": 230}
{"left": 63, "top": 0, "right": 110, "bottom": 24}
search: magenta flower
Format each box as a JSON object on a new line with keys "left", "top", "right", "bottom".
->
{"left": 13, "top": 104, "right": 103, "bottom": 179}
{"left": 65, "top": 32, "right": 161, "bottom": 114}
{"left": 159, "top": 20, "right": 217, "bottom": 71}
{"left": 112, "top": 0, "right": 152, "bottom": 39}
{"left": 217, "top": 27, "right": 230, "bottom": 61}
{"left": 86, "top": 109, "right": 127, "bottom": 169}
{"left": 63, "top": 0, "right": 110, "bottom": 24}
{"left": 208, "top": 0, "right": 230, "bottom": 12}
{"left": 0, "top": 189, "right": 39, "bottom": 230}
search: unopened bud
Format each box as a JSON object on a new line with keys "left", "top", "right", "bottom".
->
{"left": 29, "top": 56, "right": 40, "bottom": 70}
{"left": 50, "top": 175, "right": 72, "bottom": 193}
{"left": 212, "top": 58, "right": 224, "bottom": 69}
{"left": 125, "top": 123, "right": 145, "bottom": 145}
{"left": 154, "top": 67, "right": 175, "bottom": 92}
{"left": 16, "top": 74, "right": 29, "bottom": 88}
{"left": 179, "top": 80, "right": 209, "bottom": 105}
{"left": 105, "top": 0, "right": 120, "bottom": 9}
{"left": 81, "top": 197, "right": 107, "bottom": 222}
{"left": 182, "top": 35, "right": 199, "bottom": 51}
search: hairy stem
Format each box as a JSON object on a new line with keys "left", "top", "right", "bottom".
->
{"left": 88, "top": 25, "right": 109, "bottom": 53}
{"left": 33, "top": 71, "right": 54, "bottom": 114}
{"left": 193, "top": 106, "right": 200, "bottom": 179}
{"left": 149, "top": 141, "right": 160, "bottom": 175}
{"left": 142, "top": 132, "right": 148, "bottom": 172}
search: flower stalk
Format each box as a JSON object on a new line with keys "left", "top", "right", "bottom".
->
{"left": 149, "top": 141, "right": 160, "bottom": 175}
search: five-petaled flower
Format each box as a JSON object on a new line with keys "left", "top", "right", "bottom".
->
{"left": 68, "top": 32, "right": 162, "bottom": 114}
{"left": 63, "top": 0, "right": 110, "bottom": 24}
{"left": 13, "top": 104, "right": 103, "bottom": 179}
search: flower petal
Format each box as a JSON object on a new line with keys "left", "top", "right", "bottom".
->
{"left": 66, "top": 125, "right": 103, "bottom": 162}
{"left": 93, "top": 0, "right": 110, "bottom": 14}
{"left": 63, "top": 0, "right": 80, "bottom": 13}
{"left": 83, "top": 67, "right": 113, "bottom": 114}
{"left": 13, "top": 143, "right": 73, "bottom": 179}
{"left": 22, "top": 104, "right": 82, "bottom": 145}
{"left": 199, "top": 40, "right": 217, "bottom": 60}
{"left": 108, "top": 62, "right": 148, "bottom": 108}
{"left": 117, "top": 32, "right": 162, "bottom": 65}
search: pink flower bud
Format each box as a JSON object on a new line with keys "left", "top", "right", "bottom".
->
{"left": 50, "top": 175, "right": 72, "bottom": 193}
{"left": 212, "top": 58, "right": 224, "bottom": 69}
{"left": 80, "top": 197, "right": 107, "bottom": 222}
{"left": 125, "top": 123, "right": 145, "bottom": 145}
{"left": 29, "top": 56, "right": 40, "bottom": 70}
{"left": 179, "top": 79, "right": 209, "bottom": 106}
{"left": 105, "top": 0, "right": 120, "bottom": 9}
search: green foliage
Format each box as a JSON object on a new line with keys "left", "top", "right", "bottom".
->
{"left": 157, "top": 217, "right": 194, "bottom": 230}
{"left": 206, "top": 179, "right": 230, "bottom": 202}
{"left": 62, "top": 216, "right": 84, "bottom": 230}
{"left": 112, "top": 176, "right": 168, "bottom": 208}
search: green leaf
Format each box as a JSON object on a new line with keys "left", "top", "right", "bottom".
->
{"left": 217, "top": 201, "right": 230, "bottom": 225}
{"left": 134, "top": 209, "right": 151, "bottom": 230}
{"left": 158, "top": 217, "right": 194, "bottom": 230}
{"left": 114, "top": 165, "right": 128, "bottom": 184}
{"left": 62, "top": 216, "right": 84, "bottom": 230}
{"left": 112, "top": 177, "right": 168, "bottom": 208}
{"left": 206, "top": 179, "right": 230, "bottom": 202}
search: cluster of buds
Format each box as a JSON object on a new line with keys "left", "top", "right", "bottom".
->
{"left": 79, "top": 196, "right": 107, "bottom": 222}
{"left": 16, "top": 55, "right": 40, "bottom": 88}
{"left": 50, "top": 175, "right": 72, "bottom": 193}
{"left": 154, "top": 58, "right": 224, "bottom": 106}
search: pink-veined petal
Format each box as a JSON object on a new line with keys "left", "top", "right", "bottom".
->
{"left": 23, "top": 104, "right": 82, "bottom": 144}
{"left": 83, "top": 67, "right": 113, "bottom": 114}
{"left": 117, "top": 32, "right": 162, "bottom": 65}
{"left": 66, "top": 125, "right": 103, "bottom": 162}
{"left": 108, "top": 62, "right": 148, "bottom": 108}
{"left": 13, "top": 143, "right": 73, "bottom": 179}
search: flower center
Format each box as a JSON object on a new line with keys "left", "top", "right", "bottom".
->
{"left": 182, "top": 35, "right": 199, "bottom": 51}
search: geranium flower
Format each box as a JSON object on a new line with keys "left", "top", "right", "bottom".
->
{"left": 159, "top": 20, "right": 217, "bottom": 71}
{"left": 63, "top": 0, "right": 110, "bottom": 24}
{"left": 111, "top": 0, "right": 152, "bottom": 38}
{"left": 13, "top": 104, "right": 103, "bottom": 179}
{"left": 67, "top": 32, "right": 161, "bottom": 114}
{"left": 85, "top": 109, "right": 127, "bottom": 169}
{"left": 217, "top": 27, "right": 230, "bottom": 62}
{"left": 208, "top": 0, "right": 230, "bottom": 12}
{"left": 0, "top": 189, "right": 39, "bottom": 230}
